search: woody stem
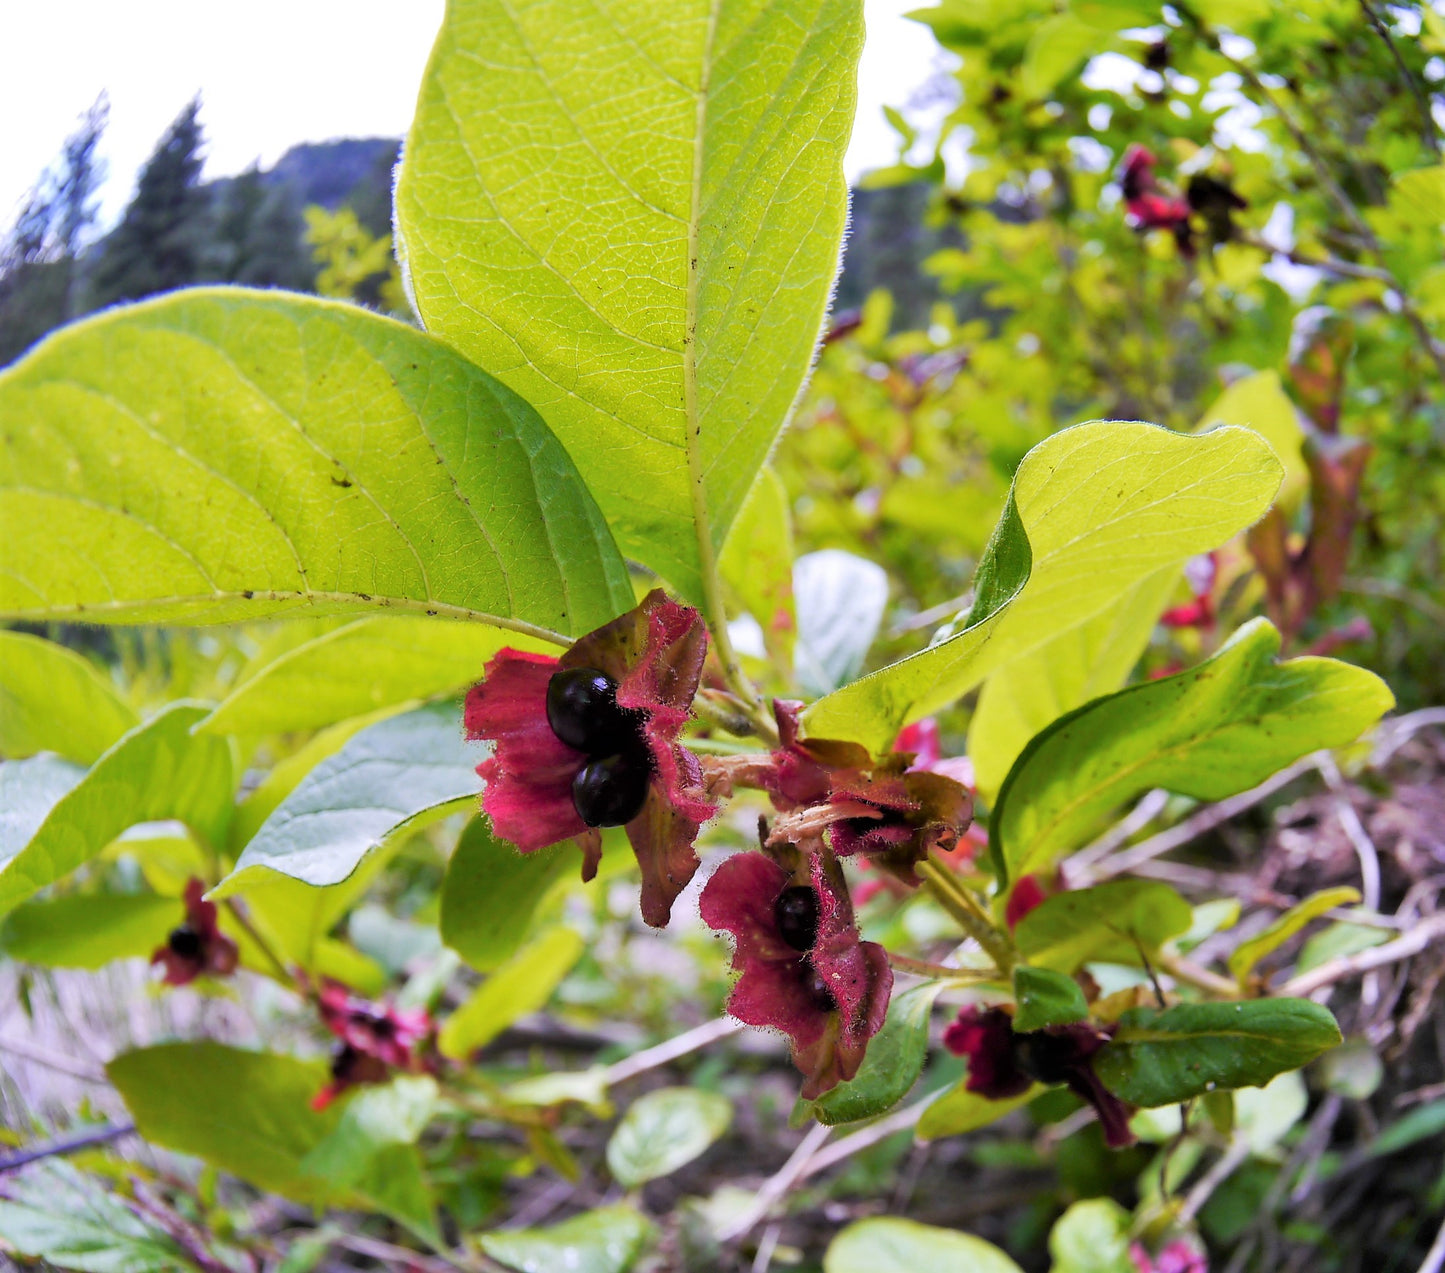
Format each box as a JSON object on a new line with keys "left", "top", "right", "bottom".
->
{"left": 919, "top": 858, "right": 1015, "bottom": 974}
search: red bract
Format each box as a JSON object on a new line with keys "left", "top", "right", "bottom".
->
{"left": 943, "top": 1005, "right": 1136, "bottom": 1147}
{"left": 699, "top": 848, "right": 892, "bottom": 1098}
{"left": 150, "top": 878, "right": 239, "bottom": 987}
{"left": 1119, "top": 145, "right": 1195, "bottom": 256}
{"left": 1132, "top": 1240, "right": 1208, "bottom": 1273}
{"left": 465, "top": 589, "right": 717, "bottom": 927}
{"left": 312, "top": 982, "right": 433, "bottom": 1110}
{"left": 1004, "top": 875, "right": 1049, "bottom": 931}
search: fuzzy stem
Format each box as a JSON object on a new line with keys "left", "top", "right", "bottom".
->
{"left": 919, "top": 858, "right": 1015, "bottom": 973}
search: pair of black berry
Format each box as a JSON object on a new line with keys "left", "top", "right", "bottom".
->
{"left": 546, "top": 667, "right": 653, "bottom": 827}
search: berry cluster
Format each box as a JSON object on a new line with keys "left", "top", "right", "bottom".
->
{"left": 545, "top": 666, "right": 652, "bottom": 826}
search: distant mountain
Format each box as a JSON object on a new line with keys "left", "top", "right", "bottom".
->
{"left": 262, "top": 138, "right": 400, "bottom": 213}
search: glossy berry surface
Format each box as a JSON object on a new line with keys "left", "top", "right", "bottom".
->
{"left": 774, "top": 885, "right": 820, "bottom": 951}
{"left": 571, "top": 750, "right": 652, "bottom": 827}
{"left": 167, "top": 925, "right": 202, "bottom": 958}
{"left": 546, "top": 666, "right": 643, "bottom": 755}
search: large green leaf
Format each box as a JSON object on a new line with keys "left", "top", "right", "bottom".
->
{"left": 0, "top": 289, "right": 631, "bottom": 635}
{"left": 1012, "top": 881, "right": 1194, "bottom": 973}
{"left": 968, "top": 568, "right": 1177, "bottom": 803}
{"left": 805, "top": 981, "right": 941, "bottom": 1126}
{"left": 0, "top": 1161, "right": 188, "bottom": 1273}
{"left": 199, "top": 616, "right": 552, "bottom": 737}
{"left": 440, "top": 817, "right": 574, "bottom": 972}
{"left": 439, "top": 926, "right": 584, "bottom": 1060}
{"left": 605, "top": 1086, "right": 732, "bottom": 1187}
{"left": 0, "top": 631, "right": 138, "bottom": 764}
{"left": 991, "top": 619, "right": 1393, "bottom": 882}
{"left": 212, "top": 702, "right": 481, "bottom": 898}
{"left": 0, "top": 703, "right": 233, "bottom": 917}
{"left": 0, "top": 753, "right": 84, "bottom": 859}
{"left": 805, "top": 422, "right": 1284, "bottom": 751}
{"left": 395, "top": 0, "right": 862, "bottom": 600}
{"left": 107, "top": 1042, "right": 434, "bottom": 1232}
{"left": 478, "top": 1205, "right": 656, "bottom": 1273}
{"left": 1, "top": 892, "right": 178, "bottom": 969}
{"left": 1093, "top": 1000, "right": 1342, "bottom": 1109}
{"left": 825, "top": 1218, "right": 1024, "bottom": 1273}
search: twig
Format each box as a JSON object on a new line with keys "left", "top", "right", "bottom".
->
{"left": 0, "top": 1034, "right": 109, "bottom": 1083}
{"left": 0, "top": 1122, "right": 135, "bottom": 1174}
{"left": 1068, "top": 788, "right": 1170, "bottom": 872}
{"left": 720, "top": 1121, "right": 832, "bottom": 1242}
{"left": 752, "top": 1222, "right": 784, "bottom": 1273}
{"left": 1158, "top": 951, "right": 1241, "bottom": 1000}
{"left": 1360, "top": 0, "right": 1441, "bottom": 157}
{"left": 333, "top": 1230, "right": 487, "bottom": 1273}
{"left": 1315, "top": 754, "right": 1381, "bottom": 910}
{"left": 1419, "top": 1211, "right": 1445, "bottom": 1273}
{"left": 1082, "top": 757, "right": 1315, "bottom": 882}
{"left": 1178, "top": 1138, "right": 1251, "bottom": 1225}
{"left": 797, "top": 1098, "right": 927, "bottom": 1179}
{"left": 1277, "top": 914, "right": 1445, "bottom": 997}
{"left": 601, "top": 1017, "right": 745, "bottom": 1086}
{"left": 1239, "top": 233, "right": 1391, "bottom": 283}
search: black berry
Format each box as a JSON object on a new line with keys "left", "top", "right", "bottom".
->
{"left": 546, "top": 667, "right": 643, "bottom": 755}
{"left": 167, "top": 925, "right": 202, "bottom": 959}
{"left": 774, "top": 886, "right": 820, "bottom": 952}
{"left": 571, "top": 751, "right": 652, "bottom": 826}
{"left": 803, "top": 966, "right": 837, "bottom": 1013}
{"left": 1013, "top": 1031, "right": 1080, "bottom": 1086}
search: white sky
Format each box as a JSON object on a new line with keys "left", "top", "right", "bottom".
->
{"left": 0, "top": 1, "right": 947, "bottom": 237}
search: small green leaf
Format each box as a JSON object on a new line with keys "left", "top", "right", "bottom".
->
{"left": 1296, "top": 917, "right": 1389, "bottom": 973}
{"left": 2, "top": 892, "right": 178, "bottom": 968}
{"left": 1234, "top": 1071, "right": 1308, "bottom": 1153}
{"left": 1012, "top": 966, "right": 1088, "bottom": 1031}
{"left": 1227, "top": 887, "right": 1361, "bottom": 986}
{"left": 805, "top": 982, "right": 942, "bottom": 1126}
{"left": 825, "top": 1217, "right": 1025, "bottom": 1273}
{"left": 107, "top": 1042, "right": 433, "bottom": 1232}
{"left": 438, "top": 926, "right": 584, "bottom": 1061}
{"left": 1316, "top": 1040, "right": 1383, "bottom": 1100}
{"left": 478, "top": 1205, "right": 655, "bottom": 1273}
{"left": 1199, "top": 371, "right": 1308, "bottom": 511}
{"left": 0, "top": 289, "right": 631, "bottom": 634}
{"left": 440, "top": 818, "right": 574, "bottom": 972}
{"left": 806, "top": 422, "right": 1284, "bottom": 752}
{"left": 1093, "top": 999, "right": 1343, "bottom": 1109}
{"left": 794, "top": 550, "right": 891, "bottom": 696}
{"left": 1013, "top": 881, "right": 1194, "bottom": 973}
{"left": 606, "top": 1086, "right": 733, "bottom": 1188}
{"left": 213, "top": 702, "right": 480, "bottom": 898}
{"left": 0, "top": 703, "right": 233, "bottom": 917}
{"left": 199, "top": 616, "right": 552, "bottom": 737}
{"left": 396, "top": 0, "right": 862, "bottom": 600}
{"left": 1048, "top": 1198, "right": 1135, "bottom": 1273}
{"left": 916, "top": 1083, "right": 1039, "bottom": 1141}
{"left": 992, "top": 619, "right": 1393, "bottom": 882}
{"left": 0, "top": 631, "right": 138, "bottom": 765}
{"left": 1021, "top": 14, "right": 1107, "bottom": 100}
{"left": 0, "top": 1161, "right": 188, "bottom": 1273}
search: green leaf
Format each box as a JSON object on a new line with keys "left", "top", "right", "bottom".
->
{"left": 1227, "top": 886, "right": 1362, "bottom": 986}
{"left": 916, "top": 1082, "right": 1038, "bottom": 1141}
{"left": 107, "top": 1042, "right": 433, "bottom": 1231}
{"left": 1234, "top": 1070, "right": 1308, "bottom": 1153}
{"left": 1199, "top": 371, "right": 1308, "bottom": 511}
{"left": 720, "top": 467, "right": 796, "bottom": 662}
{"left": 0, "top": 703, "right": 233, "bottom": 917}
{"left": 440, "top": 817, "right": 574, "bottom": 972}
{"left": 1048, "top": 1198, "right": 1135, "bottom": 1273}
{"left": 478, "top": 1205, "right": 655, "bottom": 1273}
{"left": 0, "top": 289, "right": 631, "bottom": 635}
{"left": 825, "top": 1217, "right": 1025, "bottom": 1273}
{"left": 212, "top": 702, "right": 480, "bottom": 898}
{"left": 806, "top": 982, "right": 942, "bottom": 1126}
{"left": 969, "top": 568, "right": 1178, "bottom": 803}
{"left": 1021, "top": 14, "right": 1106, "bottom": 100}
{"left": 606, "top": 1086, "right": 733, "bottom": 1187}
{"left": 2, "top": 892, "right": 178, "bottom": 968}
{"left": 1013, "top": 881, "right": 1194, "bottom": 973}
{"left": 794, "top": 550, "right": 891, "bottom": 696}
{"left": 1093, "top": 999, "right": 1343, "bottom": 1109}
{"left": 199, "top": 616, "right": 552, "bottom": 737}
{"left": 991, "top": 619, "right": 1393, "bottom": 882}
{"left": 395, "top": 0, "right": 862, "bottom": 600}
{"left": 0, "top": 1161, "right": 188, "bottom": 1273}
{"left": 438, "top": 926, "right": 584, "bottom": 1060}
{"left": 1012, "top": 965, "right": 1088, "bottom": 1031}
{"left": 1296, "top": 917, "right": 1388, "bottom": 973}
{"left": 806, "top": 422, "right": 1284, "bottom": 752}
{"left": 298, "top": 1076, "right": 440, "bottom": 1242}
{"left": 0, "top": 631, "right": 138, "bottom": 764}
